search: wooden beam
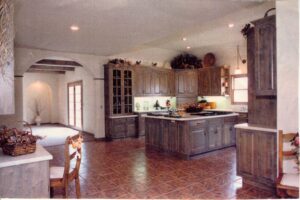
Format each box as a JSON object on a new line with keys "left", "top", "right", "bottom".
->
{"left": 30, "top": 65, "right": 75, "bottom": 71}
{"left": 36, "top": 59, "right": 82, "bottom": 67}
{"left": 26, "top": 69, "right": 65, "bottom": 74}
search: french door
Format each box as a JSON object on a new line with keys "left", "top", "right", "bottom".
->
{"left": 68, "top": 81, "right": 83, "bottom": 130}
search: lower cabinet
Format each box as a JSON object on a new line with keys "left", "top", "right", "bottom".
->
{"left": 236, "top": 128, "right": 277, "bottom": 190}
{"left": 106, "top": 116, "right": 138, "bottom": 139}
{"left": 145, "top": 116, "right": 238, "bottom": 159}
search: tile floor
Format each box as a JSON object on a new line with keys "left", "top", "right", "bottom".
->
{"left": 46, "top": 138, "right": 278, "bottom": 199}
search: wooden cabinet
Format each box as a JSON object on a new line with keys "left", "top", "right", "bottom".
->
{"left": 104, "top": 64, "right": 137, "bottom": 140}
{"left": 175, "top": 69, "right": 198, "bottom": 97}
{"left": 107, "top": 117, "right": 138, "bottom": 139}
{"left": 134, "top": 66, "right": 175, "bottom": 96}
{"left": 252, "top": 15, "right": 276, "bottom": 96}
{"left": 236, "top": 128, "right": 277, "bottom": 189}
{"left": 198, "top": 66, "right": 229, "bottom": 96}
{"left": 145, "top": 116, "right": 238, "bottom": 159}
{"left": 208, "top": 119, "right": 223, "bottom": 150}
{"left": 104, "top": 65, "right": 134, "bottom": 116}
{"left": 248, "top": 16, "right": 277, "bottom": 129}
{"left": 223, "top": 117, "right": 237, "bottom": 146}
{"left": 189, "top": 120, "right": 207, "bottom": 154}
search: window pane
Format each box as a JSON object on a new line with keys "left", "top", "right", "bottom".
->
{"left": 233, "top": 77, "right": 248, "bottom": 90}
{"left": 234, "top": 90, "right": 248, "bottom": 103}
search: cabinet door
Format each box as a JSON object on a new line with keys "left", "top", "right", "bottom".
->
{"left": 159, "top": 71, "right": 168, "bottom": 95}
{"left": 168, "top": 120, "right": 178, "bottom": 152}
{"left": 152, "top": 71, "right": 160, "bottom": 95}
{"left": 168, "top": 71, "right": 175, "bottom": 95}
{"left": 186, "top": 71, "right": 198, "bottom": 96}
{"left": 210, "top": 67, "right": 221, "bottom": 96}
{"left": 176, "top": 71, "right": 186, "bottom": 96}
{"left": 208, "top": 125, "right": 222, "bottom": 150}
{"left": 143, "top": 69, "right": 152, "bottom": 95}
{"left": 236, "top": 129, "right": 255, "bottom": 177}
{"left": 198, "top": 69, "right": 210, "bottom": 96}
{"left": 254, "top": 16, "right": 276, "bottom": 96}
{"left": 254, "top": 131, "right": 277, "bottom": 183}
{"left": 134, "top": 67, "right": 144, "bottom": 96}
{"left": 126, "top": 117, "right": 137, "bottom": 137}
{"left": 223, "top": 122, "right": 235, "bottom": 146}
{"left": 123, "top": 69, "right": 133, "bottom": 114}
{"left": 190, "top": 128, "right": 207, "bottom": 154}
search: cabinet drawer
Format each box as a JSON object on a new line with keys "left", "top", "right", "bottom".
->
{"left": 112, "top": 118, "right": 127, "bottom": 124}
{"left": 207, "top": 118, "right": 223, "bottom": 125}
{"left": 127, "top": 117, "right": 137, "bottom": 123}
{"left": 224, "top": 116, "right": 237, "bottom": 123}
{"left": 189, "top": 120, "right": 206, "bottom": 131}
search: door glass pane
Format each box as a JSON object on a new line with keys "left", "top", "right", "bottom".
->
{"left": 68, "top": 86, "right": 75, "bottom": 126}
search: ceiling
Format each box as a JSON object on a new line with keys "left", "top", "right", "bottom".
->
{"left": 13, "top": 0, "right": 269, "bottom": 57}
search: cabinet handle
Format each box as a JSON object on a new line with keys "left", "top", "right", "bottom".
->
{"left": 214, "top": 130, "right": 218, "bottom": 134}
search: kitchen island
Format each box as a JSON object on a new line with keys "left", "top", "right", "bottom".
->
{"left": 145, "top": 112, "right": 238, "bottom": 159}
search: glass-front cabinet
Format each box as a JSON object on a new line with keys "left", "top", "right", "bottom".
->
{"left": 109, "top": 66, "right": 134, "bottom": 115}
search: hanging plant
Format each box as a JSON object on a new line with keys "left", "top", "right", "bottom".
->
{"left": 170, "top": 53, "right": 202, "bottom": 69}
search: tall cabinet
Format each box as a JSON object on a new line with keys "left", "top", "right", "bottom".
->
{"left": 104, "top": 64, "right": 137, "bottom": 140}
{"left": 236, "top": 15, "right": 277, "bottom": 191}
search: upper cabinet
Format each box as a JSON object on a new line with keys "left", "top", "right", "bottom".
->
{"left": 252, "top": 15, "right": 276, "bottom": 96}
{"left": 198, "top": 66, "right": 229, "bottom": 96}
{"left": 104, "top": 64, "right": 134, "bottom": 116}
{"left": 134, "top": 66, "right": 175, "bottom": 97}
{"left": 175, "top": 69, "right": 198, "bottom": 97}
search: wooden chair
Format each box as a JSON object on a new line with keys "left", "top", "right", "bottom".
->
{"left": 276, "top": 130, "right": 299, "bottom": 198}
{"left": 50, "top": 133, "right": 83, "bottom": 198}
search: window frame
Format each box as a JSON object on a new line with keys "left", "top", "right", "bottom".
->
{"left": 230, "top": 74, "right": 248, "bottom": 105}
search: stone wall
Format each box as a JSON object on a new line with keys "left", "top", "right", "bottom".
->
{"left": 0, "top": 0, "right": 15, "bottom": 114}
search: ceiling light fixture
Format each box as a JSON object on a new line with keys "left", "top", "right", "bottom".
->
{"left": 70, "top": 25, "right": 79, "bottom": 31}
{"left": 186, "top": 46, "right": 191, "bottom": 50}
{"left": 182, "top": 37, "right": 187, "bottom": 41}
{"left": 228, "top": 23, "right": 234, "bottom": 28}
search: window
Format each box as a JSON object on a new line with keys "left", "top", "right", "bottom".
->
{"left": 231, "top": 74, "right": 248, "bottom": 104}
{"left": 68, "top": 81, "right": 83, "bottom": 129}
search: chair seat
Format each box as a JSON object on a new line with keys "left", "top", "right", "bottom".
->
{"left": 50, "top": 166, "right": 73, "bottom": 179}
{"left": 280, "top": 173, "right": 300, "bottom": 188}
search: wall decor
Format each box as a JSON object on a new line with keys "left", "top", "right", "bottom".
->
{"left": 170, "top": 53, "right": 202, "bottom": 69}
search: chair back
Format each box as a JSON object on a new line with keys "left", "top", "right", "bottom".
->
{"left": 63, "top": 133, "right": 83, "bottom": 182}
{"left": 278, "top": 130, "right": 298, "bottom": 174}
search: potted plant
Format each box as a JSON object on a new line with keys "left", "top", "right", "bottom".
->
{"left": 34, "top": 99, "right": 44, "bottom": 126}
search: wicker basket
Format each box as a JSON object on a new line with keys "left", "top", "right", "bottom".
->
{"left": 2, "top": 142, "right": 36, "bottom": 156}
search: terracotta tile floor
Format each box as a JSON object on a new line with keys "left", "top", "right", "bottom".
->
{"left": 46, "top": 138, "right": 278, "bottom": 199}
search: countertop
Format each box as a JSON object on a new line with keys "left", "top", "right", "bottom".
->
{"left": 144, "top": 113, "right": 239, "bottom": 121}
{"left": 204, "top": 109, "right": 248, "bottom": 113}
{"left": 134, "top": 109, "right": 169, "bottom": 114}
{"left": 234, "top": 123, "right": 277, "bottom": 133}
{"left": 109, "top": 115, "right": 138, "bottom": 119}
{"left": 0, "top": 144, "right": 53, "bottom": 168}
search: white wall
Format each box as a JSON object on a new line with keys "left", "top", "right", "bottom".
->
{"left": 23, "top": 73, "right": 61, "bottom": 124}
{"left": 276, "top": 0, "right": 299, "bottom": 132}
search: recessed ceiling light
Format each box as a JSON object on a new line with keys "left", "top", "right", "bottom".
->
{"left": 182, "top": 37, "right": 187, "bottom": 41}
{"left": 228, "top": 23, "right": 234, "bottom": 28}
{"left": 186, "top": 46, "right": 191, "bottom": 49}
{"left": 70, "top": 25, "right": 79, "bottom": 31}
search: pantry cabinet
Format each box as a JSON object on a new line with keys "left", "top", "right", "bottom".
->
{"left": 236, "top": 128, "right": 277, "bottom": 189}
{"left": 252, "top": 15, "right": 276, "bottom": 96}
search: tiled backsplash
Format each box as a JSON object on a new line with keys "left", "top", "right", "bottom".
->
{"left": 134, "top": 96, "right": 176, "bottom": 112}
{"left": 198, "top": 96, "right": 248, "bottom": 112}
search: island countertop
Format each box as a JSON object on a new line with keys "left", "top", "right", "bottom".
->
{"left": 0, "top": 144, "right": 53, "bottom": 168}
{"left": 144, "top": 113, "right": 239, "bottom": 121}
